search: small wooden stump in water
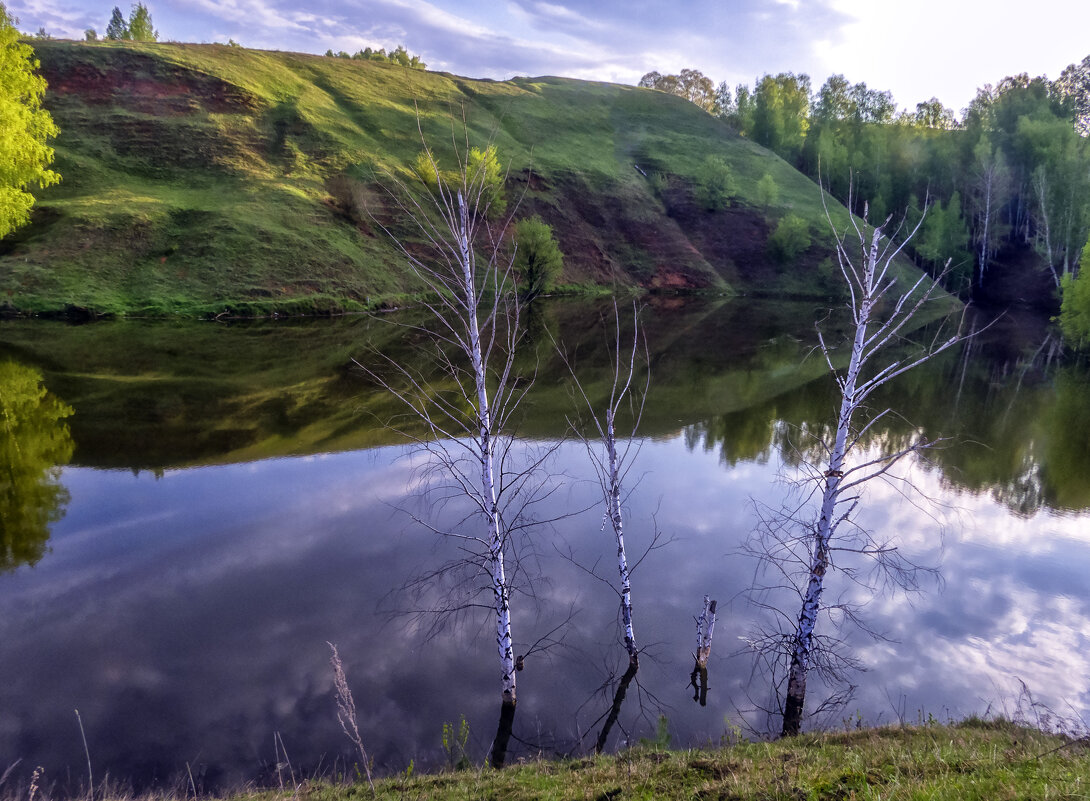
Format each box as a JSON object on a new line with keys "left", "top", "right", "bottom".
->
{"left": 690, "top": 595, "right": 717, "bottom": 706}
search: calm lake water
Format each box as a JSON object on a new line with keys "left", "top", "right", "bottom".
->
{"left": 1, "top": 297, "right": 1088, "bottom": 793}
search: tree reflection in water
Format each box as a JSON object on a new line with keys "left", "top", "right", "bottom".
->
{"left": 0, "top": 361, "right": 74, "bottom": 571}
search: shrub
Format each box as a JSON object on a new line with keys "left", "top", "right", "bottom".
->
{"left": 514, "top": 216, "right": 564, "bottom": 301}
{"left": 696, "top": 155, "right": 736, "bottom": 211}
{"left": 1059, "top": 266, "right": 1090, "bottom": 348}
{"left": 756, "top": 172, "right": 779, "bottom": 210}
{"left": 768, "top": 214, "right": 811, "bottom": 263}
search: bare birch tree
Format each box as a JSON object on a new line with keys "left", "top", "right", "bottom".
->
{"left": 749, "top": 191, "right": 969, "bottom": 737}
{"left": 554, "top": 303, "right": 649, "bottom": 753}
{"left": 970, "top": 138, "right": 1010, "bottom": 287}
{"left": 357, "top": 119, "right": 548, "bottom": 768}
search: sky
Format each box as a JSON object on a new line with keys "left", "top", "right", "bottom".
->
{"left": 12, "top": 0, "right": 1090, "bottom": 117}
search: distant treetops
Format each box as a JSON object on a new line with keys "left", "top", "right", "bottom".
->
{"left": 83, "top": 3, "right": 158, "bottom": 42}
{"left": 641, "top": 60, "right": 1090, "bottom": 308}
{"left": 324, "top": 45, "right": 426, "bottom": 70}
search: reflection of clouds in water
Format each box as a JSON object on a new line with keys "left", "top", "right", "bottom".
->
{"left": 4, "top": 434, "right": 1090, "bottom": 785}
{"left": 835, "top": 453, "right": 1090, "bottom": 723}
{"left": 719, "top": 438, "right": 1090, "bottom": 729}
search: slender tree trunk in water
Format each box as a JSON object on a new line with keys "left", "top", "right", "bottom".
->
{"left": 595, "top": 653, "right": 639, "bottom": 754}
{"left": 365, "top": 136, "right": 542, "bottom": 773}
{"left": 690, "top": 596, "right": 717, "bottom": 707}
{"left": 770, "top": 191, "right": 968, "bottom": 737}
{"left": 595, "top": 406, "right": 639, "bottom": 752}
{"left": 782, "top": 234, "right": 873, "bottom": 738}
{"left": 606, "top": 408, "right": 637, "bottom": 661}
{"left": 492, "top": 696, "right": 517, "bottom": 768}
{"left": 455, "top": 191, "right": 518, "bottom": 769}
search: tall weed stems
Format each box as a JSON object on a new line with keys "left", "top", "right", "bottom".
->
{"left": 327, "top": 643, "right": 376, "bottom": 796}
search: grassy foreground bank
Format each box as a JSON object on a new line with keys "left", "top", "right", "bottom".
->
{"left": 167, "top": 720, "right": 1089, "bottom": 801}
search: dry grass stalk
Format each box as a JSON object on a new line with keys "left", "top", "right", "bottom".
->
{"left": 327, "top": 643, "right": 376, "bottom": 796}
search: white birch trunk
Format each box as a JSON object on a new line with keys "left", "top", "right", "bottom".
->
{"left": 1033, "top": 169, "right": 1060, "bottom": 287}
{"left": 695, "top": 595, "right": 717, "bottom": 666}
{"left": 783, "top": 222, "right": 877, "bottom": 736}
{"left": 978, "top": 172, "right": 993, "bottom": 286}
{"left": 456, "top": 191, "right": 517, "bottom": 707}
{"left": 364, "top": 136, "right": 529, "bottom": 770}
{"left": 774, "top": 194, "right": 966, "bottom": 737}
{"left": 605, "top": 408, "right": 636, "bottom": 660}
{"left": 690, "top": 595, "right": 717, "bottom": 706}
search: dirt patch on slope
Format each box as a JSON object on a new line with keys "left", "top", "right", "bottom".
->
{"left": 661, "top": 185, "right": 842, "bottom": 297}
{"left": 37, "top": 45, "right": 261, "bottom": 116}
{"left": 512, "top": 170, "right": 723, "bottom": 290}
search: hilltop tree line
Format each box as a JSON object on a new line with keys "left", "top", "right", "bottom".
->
{"left": 323, "top": 45, "right": 426, "bottom": 69}
{"left": 31, "top": 3, "right": 427, "bottom": 72}
{"left": 79, "top": 3, "right": 158, "bottom": 42}
{"left": 641, "top": 63, "right": 1090, "bottom": 308}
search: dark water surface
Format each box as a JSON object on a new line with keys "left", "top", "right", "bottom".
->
{"left": 1, "top": 298, "right": 1088, "bottom": 792}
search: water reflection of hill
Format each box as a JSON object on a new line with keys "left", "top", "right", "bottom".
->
{"left": 0, "top": 298, "right": 829, "bottom": 465}
{"left": 687, "top": 311, "right": 1089, "bottom": 516}
{"left": 1, "top": 299, "right": 1085, "bottom": 513}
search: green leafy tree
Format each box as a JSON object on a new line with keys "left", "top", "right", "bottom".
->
{"left": 696, "top": 155, "right": 737, "bottom": 211}
{"left": 413, "top": 149, "right": 441, "bottom": 192}
{"left": 467, "top": 144, "right": 506, "bottom": 218}
{"left": 767, "top": 214, "right": 811, "bottom": 262}
{"left": 0, "top": 2, "right": 60, "bottom": 240}
{"left": 413, "top": 146, "right": 504, "bottom": 215}
{"left": 1059, "top": 240, "right": 1090, "bottom": 347}
{"left": 752, "top": 72, "right": 811, "bottom": 162}
{"left": 1054, "top": 55, "right": 1090, "bottom": 137}
{"left": 0, "top": 361, "right": 74, "bottom": 572}
{"left": 730, "top": 83, "right": 755, "bottom": 132}
{"left": 712, "top": 81, "right": 732, "bottom": 118}
{"left": 638, "top": 68, "right": 717, "bottom": 112}
{"left": 514, "top": 216, "right": 564, "bottom": 301}
{"left": 386, "top": 45, "right": 425, "bottom": 69}
{"left": 127, "top": 2, "right": 157, "bottom": 42}
{"left": 105, "top": 6, "right": 129, "bottom": 40}
{"left": 341, "top": 45, "right": 426, "bottom": 68}
{"left": 84, "top": 27, "right": 98, "bottom": 41}
{"left": 913, "top": 97, "right": 957, "bottom": 130}
{"left": 755, "top": 173, "right": 779, "bottom": 211}
{"left": 914, "top": 193, "right": 971, "bottom": 286}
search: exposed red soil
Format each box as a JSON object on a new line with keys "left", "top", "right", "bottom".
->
{"left": 39, "top": 51, "right": 260, "bottom": 116}
{"left": 513, "top": 171, "right": 720, "bottom": 290}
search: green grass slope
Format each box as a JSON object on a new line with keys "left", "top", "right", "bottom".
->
{"left": 125, "top": 720, "right": 1090, "bottom": 801}
{"left": 3, "top": 41, "right": 861, "bottom": 315}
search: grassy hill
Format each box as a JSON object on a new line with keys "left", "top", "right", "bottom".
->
{"left": 1, "top": 40, "right": 860, "bottom": 317}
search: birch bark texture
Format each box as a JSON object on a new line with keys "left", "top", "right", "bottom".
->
{"left": 357, "top": 125, "right": 534, "bottom": 768}
{"left": 690, "top": 596, "right": 717, "bottom": 707}
{"left": 556, "top": 303, "right": 648, "bottom": 752}
{"left": 763, "top": 195, "right": 967, "bottom": 737}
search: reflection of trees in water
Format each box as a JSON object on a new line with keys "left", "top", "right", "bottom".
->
{"left": 686, "top": 336, "right": 1090, "bottom": 516}
{"left": 0, "top": 361, "right": 74, "bottom": 571}
{"left": 1038, "top": 368, "right": 1090, "bottom": 511}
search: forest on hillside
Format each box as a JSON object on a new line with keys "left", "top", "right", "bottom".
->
{"left": 642, "top": 62, "right": 1090, "bottom": 314}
